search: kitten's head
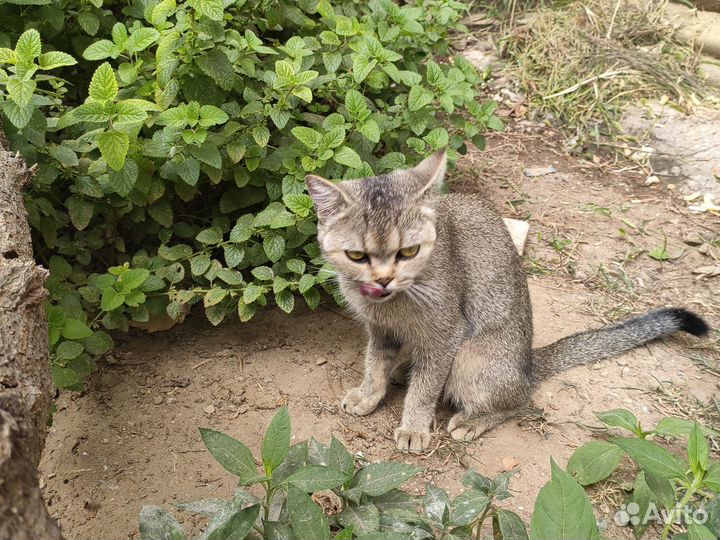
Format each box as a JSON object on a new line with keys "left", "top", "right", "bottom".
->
{"left": 306, "top": 151, "right": 446, "bottom": 303}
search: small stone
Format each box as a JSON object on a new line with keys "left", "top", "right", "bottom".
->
{"left": 203, "top": 405, "right": 216, "bottom": 414}
{"left": 683, "top": 232, "right": 703, "bottom": 246}
{"left": 153, "top": 396, "right": 164, "bottom": 405}
{"left": 523, "top": 165, "right": 557, "bottom": 178}
{"left": 102, "top": 438, "right": 109, "bottom": 444}
{"left": 645, "top": 175, "right": 659, "bottom": 185}
{"left": 315, "top": 357, "right": 328, "bottom": 366}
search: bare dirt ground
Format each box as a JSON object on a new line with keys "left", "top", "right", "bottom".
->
{"left": 40, "top": 124, "right": 720, "bottom": 539}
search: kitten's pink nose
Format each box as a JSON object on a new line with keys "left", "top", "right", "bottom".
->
{"left": 375, "top": 277, "right": 392, "bottom": 287}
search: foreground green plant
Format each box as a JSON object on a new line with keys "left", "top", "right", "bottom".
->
{"left": 140, "top": 407, "right": 530, "bottom": 539}
{"left": 141, "top": 408, "right": 720, "bottom": 539}
{"left": 0, "top": 0, "right": 502, "bottom": 389}
{"left": 565, "top": 409, "right": 720, "bottom": 540}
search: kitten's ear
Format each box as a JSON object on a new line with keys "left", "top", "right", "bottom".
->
{"left": 305, "top": 175, "right": 352, "bottom": 222}
{"left": 410, "top": 150, "right": 447, "bottom": 197}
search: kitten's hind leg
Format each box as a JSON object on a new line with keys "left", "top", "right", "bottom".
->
{"left": 447, "top": 409, "right": 521, "bottom": 441}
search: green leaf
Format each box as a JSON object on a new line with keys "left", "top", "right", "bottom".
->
{"left": 352, "top": 54, "right": 377, "bottom": 83}
{"left": 126, "top": 27, "right": 160, "bottom": 53}
{"left": 66, "top": 195, "right": 94, "bottom": 230}
{"left": 408, "top": 86, "right": 433, "bottom": 111}
{"left": 101, "top": 288, "right": 125, "bottom": 311}
{"left": 423, "top": 127, "right": 449, "bottom": 150}
{"left": 705, "top": 463, "right": 720, "bottom": 491}
{"left": 89, "top": 62, "right": 119, "bottom": 101}
{"left": 199, "top": 105, "right": 228, "bottom": 127}
{"left": 251, "top": 266, "right": 273, "bottom": 281}
{"left": 48, "top": 145, "right": 79, "bottom": 166}
{"left": 493, "top": 509, "right": 528, "bottom": 540}
{"left": 117, "top": 268, "right": 150, "bottom": 291}
{"left": 216, "top": 268, "right": 243, "bottom": 285}
{"left": 286, "top": 259, "right": 306, "bottom": 274}
{"left": 275, "top": 290, "right": 295, "bottom": 313}
{"left": 263, "top": 235, "right": 285, "bottom": 262}
{"left": 175, "top": 157, "right": 200, "bottom": 186}
{"left": 349, "top": 462, "right": 421, "bottom": 497}
{"left": 115, "top": 101, "right": 147, "bottom": 125}
{"left": 109, "top": 158, "right": 138, "bottom": 196}
{"left": 566, "top": 441, "right": 624, "bottom": 486}
{"left": 207, "top": 505, "right": 260, "bottom": 540}
{"left": 138, "top": 506, "right": 186, "bottom": 540}
{"left": 530, "top": 458, "right": 599, "bottom": 540}
{"left": 98, "top": 130, "right": 129, "bottom": 171}
{"left": 287, "top": 464, "right": 349, "bottom": 492}
{"left": 199, "top": 428, "right": 265, "bottom": 485}
{"left": 83, "top": 40, "right": 120, "bottom": 61}
{"left": 190, "top": 143, "right": 222, "bottom": 169}
{"left": 190, "top": 254, "right": 211, "bottom": 276}
{"left": 644, "top": 471, "right": 676, "bottom": 510}
{"left": 0, "top": 48, "right": 16, "bottom": 63}
{"left": 358, "top": 119, "right": 380, "bottom": 143}
{"left": 291, "top": 126, "right": 321, "bottom": 149}
{"left": 594, "top": 409, "right": 640, "bottom": 434}
{"left": 38, "top": 51, "right": 77, "bottom": 69}
{"left": 223, "top": 244, "right": 245, "bottom": 268}
{"left": 148, "top": 200, "right": 173, "bottom": 228}
{"left": 706, "top": 496, "right": 720, "bottom": 537}
{"left": 203, "top": 288, "right": 227, "bottom": 307}
{"left": 72, "top": 101, "right": 113, "bottom": 123}
{"left": 338, "top": 503, "right": 380, "bottom": 536}
{"left": 287, "top": 484, "right": 331, "bottom": 540}
{"left": 193, "top": 0, "right": 224, "bottom": 20}
{"left": 196, "top": 48, "right": 233, "bottom": 89}
{"left": 688, "top": 420, "right": 710, "bottom": 473}
{"left": 424, "top": 484, "right": 449, "bottom": 524}
{"left": 78, "top": 12, "right": 100, "bottom": 36}
{"left": 196, "top": 227, "right": 223, "bottom": 245}
{"left": 333, "top": 146, "right": 362, "bottom": 169}
{"left": 56, "top": 340, "right": 85, "bottom": 361}
{"left": 284, "top": 194, "right": 314, "bottom": 218}
{"left": 687, "top": 523, "right": 717, "bottom": 540}
{"left": 230, "top": 215, "right": 254, "bottom": 243}
{"left": 243, "top": 283, "right": 264, "bottom": 304}
{"left": 7, "top": 78, "right": 36, "bottom": 108}
{"left": 61, "top": 318, "right": 93, "bottom": 339}
{"left": 83, "top": 331, "right": 114, "bottom": 355}
{"left": 2, "top": 101, "right": 34, "bottom": 129}
{"left": 450, "top": 490, "right": 489, "bottom": 526}
{"left": 15, "top": 29, "right": 41, "bottom": 61}
{"left": 654, "top": 417, "right": 713, "bottom": 438}
{"left": 262, "top": 406, "right": 291, "bottom": 474}
{"left": 611, "top": 437, "right": 687, "bottom": 480}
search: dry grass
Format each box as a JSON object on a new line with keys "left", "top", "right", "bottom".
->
{"left": 500, "top": 0, "right": 718, "bottom": 147}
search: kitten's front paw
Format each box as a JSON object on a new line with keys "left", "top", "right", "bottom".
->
{"left": 394, "top": 426, "right": 431, "bottom": 453}
{"left": 341, "top": 387, "right": 383, "bottom": 416}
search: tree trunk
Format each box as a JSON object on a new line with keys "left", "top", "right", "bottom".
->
{"left": 0, "top": 145, "right": 62, "bottom": 539}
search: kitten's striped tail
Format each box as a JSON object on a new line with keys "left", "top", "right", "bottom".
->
{"left": 532, "top": 308, "right": 709, "bottom": 381}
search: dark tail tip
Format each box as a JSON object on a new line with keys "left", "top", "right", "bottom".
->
{"left": 664, "top": 308, "right": 710, "bottom": 337}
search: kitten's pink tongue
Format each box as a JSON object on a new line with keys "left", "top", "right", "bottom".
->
{"left": 359, "top": 284, "right": 386, "bottom": 298}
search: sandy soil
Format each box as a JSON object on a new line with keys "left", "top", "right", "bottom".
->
{"left": 39, "top": 126, "right": 720, "bottom": 539}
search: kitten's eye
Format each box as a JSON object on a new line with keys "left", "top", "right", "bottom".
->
{"left": 397, "top": 245, "right": 420, "bottom": 259}
{"left": 345, "top": 250, "right": 368, "bottom": 262}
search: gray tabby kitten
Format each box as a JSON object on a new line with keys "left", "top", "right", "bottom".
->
{"left": 305, "top": 151, "right": 709, "bottom": 453}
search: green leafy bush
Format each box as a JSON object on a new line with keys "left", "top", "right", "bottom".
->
{"left": 139, "top": 407, "right": 530, "bottom": 539}
{"left": 0, "top": 0, "right": 502, "bottom": 389}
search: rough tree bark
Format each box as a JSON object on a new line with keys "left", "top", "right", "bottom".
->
{"left": 0, "top": 144, "right": 62, "bottom": 539}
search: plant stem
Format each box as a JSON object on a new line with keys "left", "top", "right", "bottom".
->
{"left": 474, "top": 504, "right": 493, "bottom": 540}
{"left": 660, "top": 476, "right": 700, "bottom": 540}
